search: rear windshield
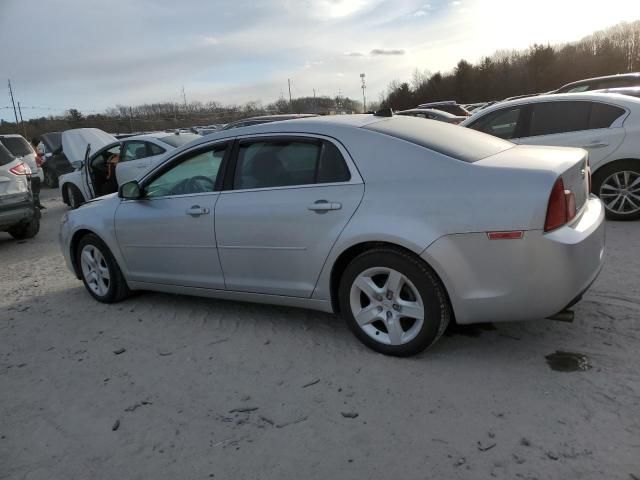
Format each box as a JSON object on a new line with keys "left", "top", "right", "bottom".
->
{"left": 0, "top": 143, "right": 16, "bottom": 166}
{"left": 364, "top": 116, "right": 513, "bottom": 163}
{"left": 0, "top": 136, "right": 32, "bottom": 156}
{"left": 158, "top": 133, "right": 201, "bottom": 148}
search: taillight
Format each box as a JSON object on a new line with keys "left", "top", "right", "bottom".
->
{"left": 545, "top": 178, "right": 567, "bottom": 232}
{"left": 9, "top": 162, "right": 30, "bottom": 175}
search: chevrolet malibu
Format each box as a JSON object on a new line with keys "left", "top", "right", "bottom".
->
{"left": 60, "top": 114, "right": 605, "bottom": 356}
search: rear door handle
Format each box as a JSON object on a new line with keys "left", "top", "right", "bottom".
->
{"left": 307, "top": 200, "right": 342, "bottom": 212}
{"left": 186, "top": 205, "right": 210, "bottom": 216}
{"left": 581, "top": 141, "right": 609, "bottom": 149}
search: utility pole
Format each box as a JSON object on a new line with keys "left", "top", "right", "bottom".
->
{"left": 288, "top": 78, "right": 293, "bottom": 113}
{"left": 181, "top": 85, "right": 187, "bottom": 109}
{"left": 7, "top": 79, "right": 19, "bottom": 126}
{"left": 313, "top": 88, "right": 316, "bottom": 113}
{"left": 360, "top": 73, "right": 367, "bottom": 112}
{"left": 129, "top": 106, "right": 134, "bottom": 133}
{"left": 17, "top": 101, "right": 27, "bottom": 137}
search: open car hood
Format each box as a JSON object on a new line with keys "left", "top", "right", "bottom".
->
{"left": 61, "top": 129, "right": 117, "bottom": 163}
{"left": 40, "top": 132, "right": 62, "bottom": 154}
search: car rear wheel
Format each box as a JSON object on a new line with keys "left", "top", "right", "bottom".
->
{"left": 76, "top": 234, "right": 130, "bottom": 303}
{"left": 8, "top": 216, "right": 40, "bottom": 240}
{"left": 593, "top": 160, "right": 640, "bottom": 221}
{"left": 338, "top": 248, "right": 451, "bottom": 357}
{"left": 66, "top": 184, "right": 84, "bottom": 209}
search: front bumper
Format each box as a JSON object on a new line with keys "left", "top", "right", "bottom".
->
{"left": 422, "top": 195, "right": 606, "bottom": 324}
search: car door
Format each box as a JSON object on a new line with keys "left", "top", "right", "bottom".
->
{"left": 116, "top": 140, "right": 155, "bottom": 185}
{"left": 514, "top": 101, "right": 626, "bottom": 169}
{"left": 215, "top": 135, "right": 364, "bottom": 297}
{"left": 114, "top": 141, "right": 230, "bottom": 288}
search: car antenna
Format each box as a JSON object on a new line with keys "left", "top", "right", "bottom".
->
{"left": 373, "top": 107, "right": 393, "bottom": 117}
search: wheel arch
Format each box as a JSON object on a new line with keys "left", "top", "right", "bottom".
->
{"left": 328, "top": 241, "right": 453, "bottom": 317}
{"left": 592, "top": 157, "right": 640, "bottom": 177}
{"left": 69, "top": 228, "right": 99, "bottom": 278}
{"left": 61, "top": 182, "right": 70, "bottom": 205}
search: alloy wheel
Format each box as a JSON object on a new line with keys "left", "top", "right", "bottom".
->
{"left": 80, "top": 245, "right": 110, "bottom": 297}
{"left": 599, "top": 170, "right": 640, "bottom": 215}
{"left": 349, "top": 267, "right": 425, "bottom": 346}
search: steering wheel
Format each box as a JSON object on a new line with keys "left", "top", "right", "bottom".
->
{"left": 173, "top": 175, "right": 215, "bottom": 195}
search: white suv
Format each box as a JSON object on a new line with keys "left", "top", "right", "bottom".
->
{"left": 0, "top": 143, "right": 39, "bottom": 239}
{"left": 461, "top": 92, "right": 640, "bottom": 220}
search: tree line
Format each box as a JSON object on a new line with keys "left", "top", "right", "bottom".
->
{"left": 382, "top": 20, "right": 640, "bottom": 110}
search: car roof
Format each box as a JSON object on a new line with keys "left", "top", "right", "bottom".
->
{"left": 557, "top": 72, "right": 640, "bottom": 89}
{"left": 398, "top": 108, "right": 457, "bottom": 117}
{"left": 464, "top": 91, "right": 640, "bottom": 120}
{"left": 418, "top": 100, "right": 457, "bottom": 106}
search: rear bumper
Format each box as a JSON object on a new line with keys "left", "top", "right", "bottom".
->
{"left": 0, "top": 193, "right": 37, "bottom": 230}
{"left": 422, "top": 195, "right": 606, "bottom": 324}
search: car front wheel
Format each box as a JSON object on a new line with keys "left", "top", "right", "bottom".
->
{"left": 66, "top": 184, "right": 85, "bottom": 209}
{"left": 76, "top": 234, "right": 130, "bottom": 303}
{"left": 338, "top": 248, "right": 451, "bottom": 357}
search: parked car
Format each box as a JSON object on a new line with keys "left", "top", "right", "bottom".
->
{"left": 220, "top": 114, "right": 318, "bottom": 131}
{"left": 0, "top": 134, "right": 43, "bottom": 183}
{"left": 461, "top": 92, "right": 640, "bottom": 220}
{"left": 396, "top": 108, "right": 466, "bottom": 124}
{"left": 60, "top": 114, "right": 604, "bottom": 356}
{"left": 415, "top": 101, "right": 470, "bottom": 116}
{"left": 59, "top": 131, "right": 200, "bottom": 208}
{"left": 0, "top": 143, "right": 40, "bottom": 239}
{"left": 592, "top": 86, "right": 640, "bottom": 99}
{"left": 553, "top": 72, "right": 640, "bottom": 94}
{"left": 39, "top": 132, "right": 72, "bottom": 188}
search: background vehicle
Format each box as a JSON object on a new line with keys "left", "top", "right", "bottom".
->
{"left": 61, "top": 115, "right": 604, "bottom": 357}
{"left": 39, "top": 132, "right": 72, "bottom": 188}
{"left": 220, "top": 114, "right": 318, "bottom": 131}
{"left": 0, "top": 134, "right": 43, "bottom": 183}
{"left": 461, "top": 92, "right": 640, "bottom": 220}
{"left": 0, "top": 143, "right": 39, "bottom": 239}
{"left": 396, "top": 108, "right": 466, "bottom": 124}
{"left": 415, "top": 101, "right": 470, "bottom": 116}
{"left": 59, "top": 131, "right": 200, "bottom": 208}
{"left": 592, "top": 86, "right": 640, "bottom": 99}
{"left": 553, "top": 72, "right": 640, "bottom": 93}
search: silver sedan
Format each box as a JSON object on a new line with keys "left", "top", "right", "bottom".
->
{"left": 60, "top": 115, "right": 605, "bottom": 356}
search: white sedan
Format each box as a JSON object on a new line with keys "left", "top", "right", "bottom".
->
{"left": 59, "top": 132, "right": 200, "bottom": 208}
{"left": 461, "top": 92, "right": 640, "bottom": 220}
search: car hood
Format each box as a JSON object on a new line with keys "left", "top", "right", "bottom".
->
{"left": 62, "top": 129, "right": 117, "bottom": 164}
{"left": 40, "top": 132, "right": 62, "bottom": 153}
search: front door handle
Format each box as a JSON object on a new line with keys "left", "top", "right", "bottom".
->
{"left": 186, "top": 205, "right": 210, "bottom": 217}
{"left": 307, "top": 200, "right": 342, "bottom": 212}
{"left": 581, "top": 141, "right": 609, "bottom": 149}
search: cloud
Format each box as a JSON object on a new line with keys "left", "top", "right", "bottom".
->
{"left": 344, "top": 51, "right": 365, "bottom": 56}
{"left": 370, "top": 48, "right": 406, "bottom": 55}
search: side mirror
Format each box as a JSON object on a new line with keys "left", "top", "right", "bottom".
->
{"left": 119, "top": 180, "right": 142, "bottom": 200}
{"left": 71, "top": 160, "right": 84, "bottom": 170}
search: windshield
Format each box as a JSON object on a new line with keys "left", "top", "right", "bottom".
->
{"left": 0, "top": 136, "right": 33, "bottom": 157}
{"left": 158, "top": 133, "right": 201, "bottom": 148}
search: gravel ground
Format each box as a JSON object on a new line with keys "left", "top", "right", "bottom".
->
{"left": 1, "top": 188, "right": 639, "bottom": 480}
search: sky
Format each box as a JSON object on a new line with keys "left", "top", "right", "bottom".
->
{"left": 1, "top": 0, "right": 639, "bottom": 121}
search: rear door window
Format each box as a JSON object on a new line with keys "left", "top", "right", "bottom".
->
{"left": 589, "top": 102, "right": 625, "bottom": 129}
{"left": 529, "top": 101, "right": 590, "bottom": 136}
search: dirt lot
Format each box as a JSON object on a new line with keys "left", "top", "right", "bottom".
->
{"left": 1, "top": 188, "right": 639, "bottom": 480}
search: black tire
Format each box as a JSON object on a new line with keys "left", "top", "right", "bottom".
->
{"left": 338, "top": 248, "right": 451, "bottom": 357}
{"left": 592, "top": 160, "right": 640, "bottom": 221}
{"left": 43, "top": 168, "right": 58, "bottom": 188}
{"left": 76, "top": 233, "right": 130, "bottom": 303}
{"left": 8, "top": 216, "right": 40, "bottom": 240}
{"left": 66, "top": 183, "right": 85, "bottom": 209}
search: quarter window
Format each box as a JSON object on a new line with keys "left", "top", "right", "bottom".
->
{"left": 234, "top": 139, "right": 350, "bottom": 190}
{"left": 149, "top": 143, "right": 166, "bottom": 156}
{"left": 145, "top": 144, "right": 227, "bottom": 198}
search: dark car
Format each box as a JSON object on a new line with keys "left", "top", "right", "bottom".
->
{"left": 220, "top": 114, "right": 318, "bottom": 131}
{"left": 554, "top": 73, "right": 640, "bottom": 94}
{"left": 39, "top": 132, "right": 73, "bottom": 188}
{"left": 0, "top": 143, "right": 40, "bottom": 239}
